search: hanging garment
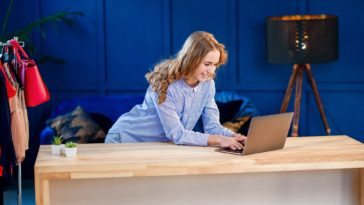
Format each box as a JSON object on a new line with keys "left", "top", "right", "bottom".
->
{"left": 0, "top": 63, "right": 16, "bottom": 98}
{"left": 2, "top": 63, "right": 29, "bottom": 163}
{"left": 19, "top": 88, "right": 29, "bottom": 149}
{"left": 0, "top": 71, "right": 16, "bottom": 180}
{"left": 8, "top": 89, "right": 29, "bottom": 163}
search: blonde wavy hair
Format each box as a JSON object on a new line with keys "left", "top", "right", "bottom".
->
{"left": 146, "top": 31, "right": 228, "bottom": 104}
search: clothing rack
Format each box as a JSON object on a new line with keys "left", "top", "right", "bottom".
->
{"left": 0, "top": 36, "right": 25, "bottom": 205}
{"left": 0, "top": 40, "right": 25, "bottom": 47}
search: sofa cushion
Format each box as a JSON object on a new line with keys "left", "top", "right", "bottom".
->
{"left": 89, "top": 112, "right": 113, "bottom": 132}
{"left": 215, "top": 91, "right": 259, "bottom": 118}
{"left": 50, "top": 95, "right": 145, "bottom": 122}
{"left": 46, "top": 106, "right": 106, "bottom": 143}
{"left": 40, "top": 95, "right": 145, "bottom": 145}
{"left": 222, "top": 116, "right": 252, "bottom": 135}
{"left": 216, "top": 100, "right": 243, "bottom": 123}
{"left": 194, "top": 92, "right": 259, "bottom": 134}
{"left": 40, "top": 126, "right": 56, "bottom": 144}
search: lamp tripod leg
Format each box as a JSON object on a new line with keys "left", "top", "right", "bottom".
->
{"left": 280, "top": 64, "right": 299, "bottom": 113}
{"left": 292, "top": 66, "right": 303, "bottom": 137}
{"left": 304, "top": 64, "right": 331, "bottom": 135}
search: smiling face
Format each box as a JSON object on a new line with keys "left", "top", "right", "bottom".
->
{"left": 184, "top": 49, "right": 220, "bottom": 86}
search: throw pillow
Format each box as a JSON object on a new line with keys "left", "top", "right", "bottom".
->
{"left": 46, "top": 106, "right": 106, "bottom": 143}
{"left": 89, "top": 113, "right": 113, "bottom": 132}
{"left": 222, "top": 116, "right": 252, "bottom": 135}
{"left": 216, "top": 100, "right": 243, "bottom": 123}
{"left": 237, "top": 117, "right": 252, "bottom": 136}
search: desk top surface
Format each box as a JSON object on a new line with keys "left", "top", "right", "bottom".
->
{"left": 35, "top": 135, "right": 364, "bottom": 179}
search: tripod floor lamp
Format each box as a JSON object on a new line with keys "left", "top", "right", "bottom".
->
{"left": 266, "top": 15, "right": 338, "bottom": 136}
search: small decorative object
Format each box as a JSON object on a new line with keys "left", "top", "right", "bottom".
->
{"left": 51, "top": 136, "right": 64, "bottom": 155}
{"left": 64, "top": 142, "right": 78, "bottom": 158}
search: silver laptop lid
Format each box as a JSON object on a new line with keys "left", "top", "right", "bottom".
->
{"left": 243, "top": 112, "right": 293, "bottom": 155}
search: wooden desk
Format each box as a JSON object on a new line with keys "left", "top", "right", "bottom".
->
{"left": 35, "top": 135, "right": 364, "bottom": 205}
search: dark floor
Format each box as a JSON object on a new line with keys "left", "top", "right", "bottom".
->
{"left": 4, "top": 179, "right": 35, "bottom": 205}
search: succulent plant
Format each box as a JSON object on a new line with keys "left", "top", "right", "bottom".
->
{"left": 51, "top": 136, "right": 63, "bottom": 145}
{"left": 65, "top": 141, "right": 77, "bottom": 148}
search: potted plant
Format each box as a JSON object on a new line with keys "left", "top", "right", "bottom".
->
{"left": 64, "top": 141, "right": 78, "bottom": 158}
{"left": 51, "top": 136, "right": 64, "bottom": 155}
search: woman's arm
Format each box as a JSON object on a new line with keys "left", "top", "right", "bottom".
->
{"left": 202, "top": 81, "right": 235, "bottom": 137}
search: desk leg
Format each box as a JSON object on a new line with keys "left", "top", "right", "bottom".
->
{"left": 34, "top": 173, "right": 42, "bottom": 205}
{"left": 360, "top": 168, "right": 364, "bottom": 205}
{"left": 35, "top": 173, "right": 50, "bottom": 205}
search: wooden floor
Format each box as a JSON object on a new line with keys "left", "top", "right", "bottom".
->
{"left": 3, "top": 179, "right": 35, "bottom": 205}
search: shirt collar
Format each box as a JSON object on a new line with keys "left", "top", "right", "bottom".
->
{"left": 179, "top": 79, "right": 201, "bottom": 93}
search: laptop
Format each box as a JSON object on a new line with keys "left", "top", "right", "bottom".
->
{"left": 216, "top": 112, "right": 293, "bottom": 155}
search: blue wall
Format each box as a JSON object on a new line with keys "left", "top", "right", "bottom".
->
{"left": 8, "top": 0, "right": 364, "bottom": 139}
{"left": 2, "top": 0, "right": 364, "bottom": 176}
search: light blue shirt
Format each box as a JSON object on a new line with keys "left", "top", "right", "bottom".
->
{"left": 105, "top": 79, "right": 234, "bottom": 146}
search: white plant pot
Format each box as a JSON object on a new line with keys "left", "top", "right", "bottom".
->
{"left": 51, "top": 144, "right": 65, "bottom": 155}
{"left": 64, "top": 147, "right": 78, "bottom": 158}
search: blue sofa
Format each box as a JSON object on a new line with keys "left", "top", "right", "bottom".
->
{"left": 40, "top": 95, "right": 144, "bottom": 144}
{"left": 40, "top": 92, "right": 259, "bottom": 144}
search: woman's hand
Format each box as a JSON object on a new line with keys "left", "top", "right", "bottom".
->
{"left": 208, "top": 133, "right": 247, "bottom": 150}
{"left": 232, "top": 133, "right": 247, "bottom": 143}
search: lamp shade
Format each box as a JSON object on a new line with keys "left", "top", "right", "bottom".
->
{"left": 266, "top": 15, "right": 338, "bottom": 64}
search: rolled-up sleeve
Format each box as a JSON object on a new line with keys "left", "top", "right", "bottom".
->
{"left": 202, "top": 81, "right": 234, "bottom": 137}
{"left": 152, "top": 88, "right": 209, "bottom": 146}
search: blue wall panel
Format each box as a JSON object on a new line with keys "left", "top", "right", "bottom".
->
{"left": 0, "top": 0, "right": 38, "bottom": 35}
{"left": 237, "top": 0, "right": 299, "bottom": 85}
{"left": 308, "top": 0, "right": 364, "bottom": 83}
{"left": 105, "top": 0, "right": 165, "bottom": 91}
{"left": 239, "top": 91, "right": 285, "bottom": 115}
{"left": 307, "top": 91, "right": 364, "bottom": 142}
{"left": 40, "top": 0, "right": 101, "bottom": 90}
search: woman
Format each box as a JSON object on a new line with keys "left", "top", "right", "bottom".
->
{"left": 105, "top": 31, "right": 246, "bottom": 150}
